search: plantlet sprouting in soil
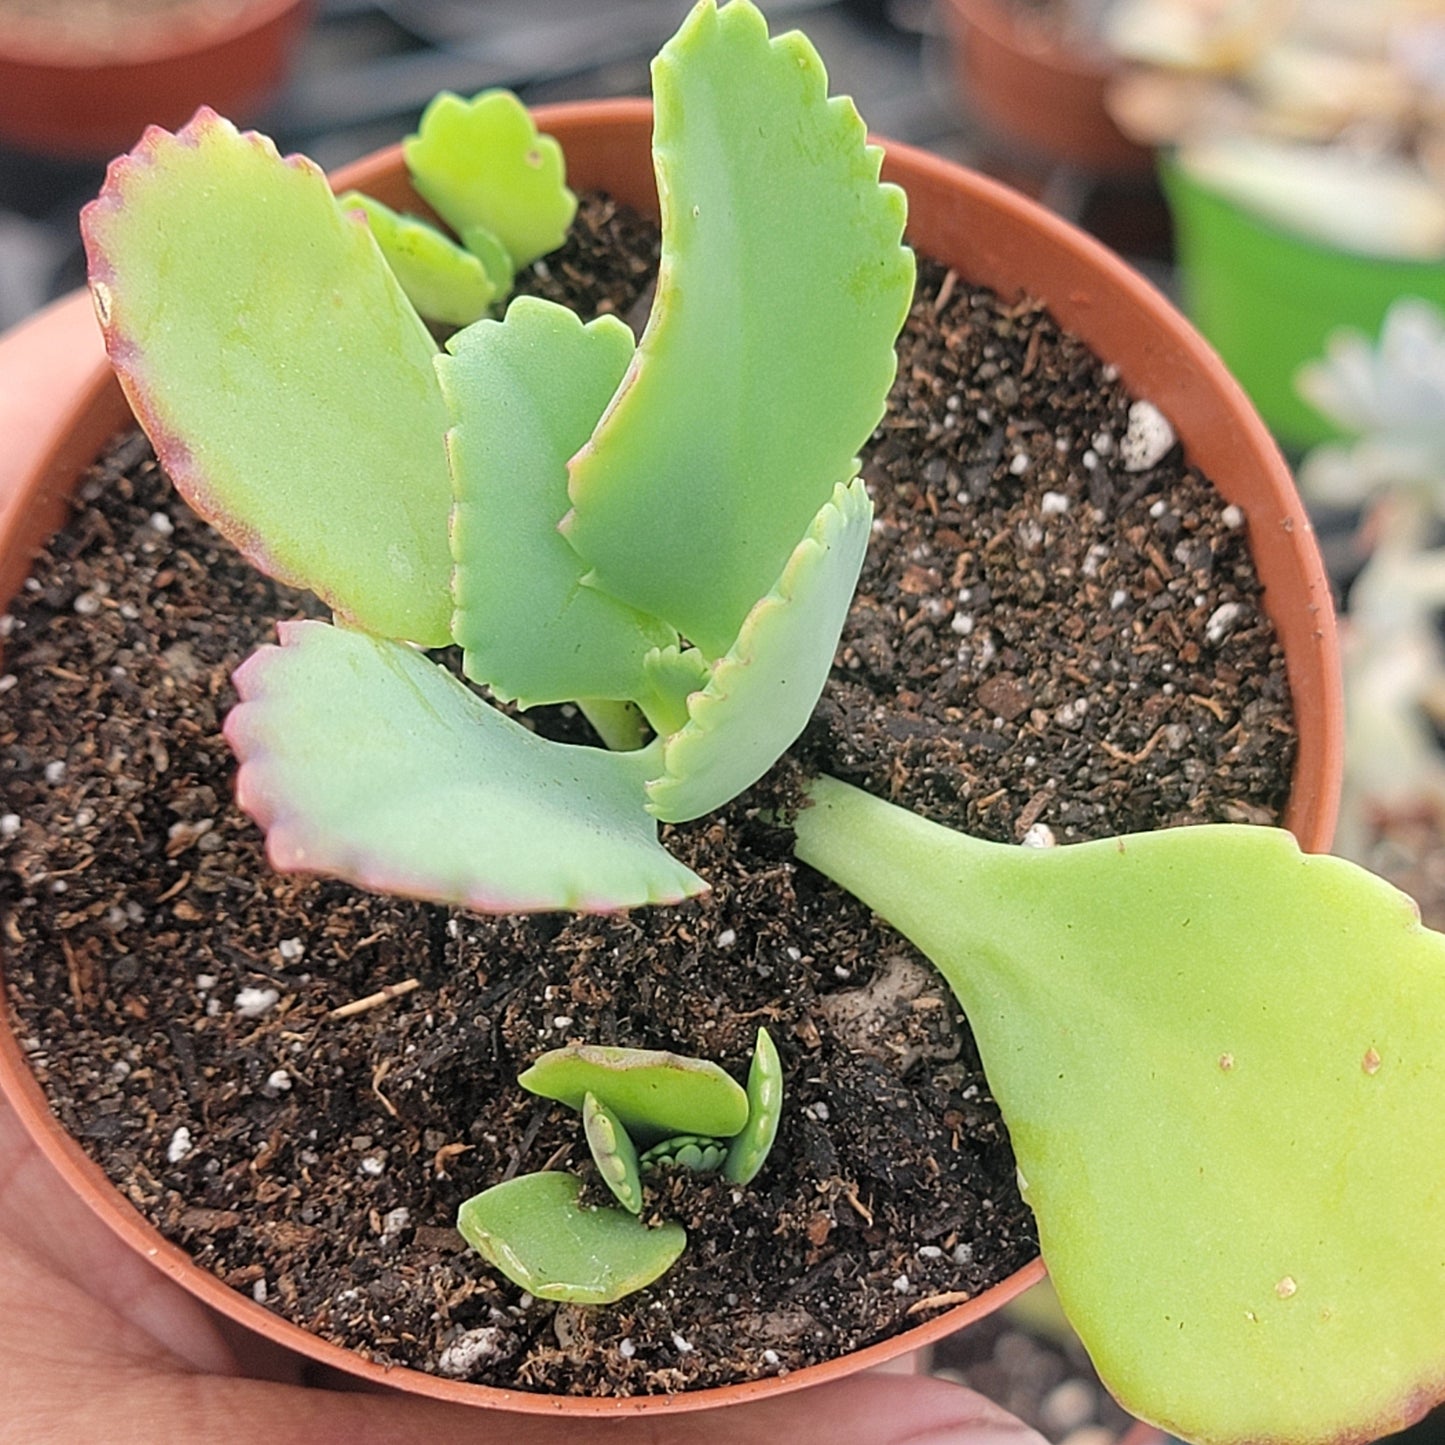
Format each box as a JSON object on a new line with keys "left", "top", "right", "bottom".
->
{"left": 78, "top": 1, "right": 1445, "bottom": 1440}
{"left": 458, "top": 1033, "right": 782, "bottom": 1303}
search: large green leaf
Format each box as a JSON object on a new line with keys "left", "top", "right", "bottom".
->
{"left": 224, "top": 621, "right": 705, "bottom": 913}
{"left": 646, "top": 478, "right": 872, "bottom": 823}
{"left": 81, "top": 109, "right": 455, "bottom": 645}
{"left": 440, "top": 297, "right": 675, "bottom": 708}
{"left": 793, "top": 776, "right": 1445, "bottom": 1444}
{"left": 563, "top": 0, "right": 914, "bottom": 658}
{"left": 403, "top": 90, "right": 576, "bottom": 269}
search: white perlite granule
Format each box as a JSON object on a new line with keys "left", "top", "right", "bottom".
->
{"left": 1119, "top": 399, "right": 1176, "bottom": 472}
{"left": 437, "top": 1327, "right": 505, "bottom": 1378}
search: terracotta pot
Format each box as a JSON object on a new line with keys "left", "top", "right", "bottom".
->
{"left": 0, "top": 0, "right": 312, "bottom": 159}
{"left": 939, "top": 0, "right": 1152, "bottom": 177}
{"left": 0, "top": 99, "right": 1340, "bottom": 1420}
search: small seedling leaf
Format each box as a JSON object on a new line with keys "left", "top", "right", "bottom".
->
{"left": 564, "top": 0, "right": 913, "bottom": 656}
{"left": 583, "top": 1091, "right": 645, "bottom": 1214}
{"left": 441, "top": 297, "right": 675, "bottom": 708}
{"left": 794, "top": 776, "right": 1445, "bottom": 1444}
{"left": 724, "top": 1027, "right": 783, "bottom": 1185}
{"left": 457, "top": 1172, "right": 685, "bottom": 1303}
{"left": 639, "top": 1135, "right": 728, "bottom": 1173}
{"left": 520, "top": 1044, "right": 749, "bottom": 1142}
{"left": 646, "top": 478, "right": 872, "bottom": 822}
{"left": 405, "top": 89, "right": 576, "bottom": 268}
{"left": 338, "top": 190, "right": 496, "bottom": 326}
{"left": 80, "top": 109, "right": 455, "bottom": 645}
{"left": 224, "top": 620, "right": 705, "bottom": 913}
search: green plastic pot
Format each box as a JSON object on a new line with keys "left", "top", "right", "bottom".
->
{"left": 1160, "top": 151, "right": 1445, "bottom": 452}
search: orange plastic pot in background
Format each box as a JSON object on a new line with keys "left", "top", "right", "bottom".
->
{"left": 0, "top": 0, "right": 312, "bottom": 159}
{"left": 0, "top": 101, "right": 1339, "bottom": 1421}
{"left": 940, "top": 0, "right": 1151, "bottom": 177}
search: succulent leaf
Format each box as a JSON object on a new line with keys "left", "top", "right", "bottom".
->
{"left": 338, "top": 190, "right": 496, "bottom": 326}
{"left": 639, "top": 1135, "right": 728, "bottom": 1173}
{"left": 582, "top": 1092, "right": 645, "bottom": 1214}
{"left": 80, "top": 109, "right": 455, "bottom": 645}
{"left": 793, "top": 775, "right": 1445, "bottom": 1444}
{"left": 520, "top": 1044, "right": 750, "bottom": 1142}
{"left": 457, "top": 1172, "right": 685, "bottom": 1304}
{"left": 224, "top": 620, "right": 705, "bottom": 913}
{"left": 646, "top": 478, "right": 872, "bottom": 823}
{"left": 461, "top": 224, "right": 517, "bottom": 296}
{"left": 724, "top": 1027, "right": 783, "bottom": 1185}
{"left": 638, "top": 645, "right": 711, "bottom": 739}
{"left": 441, "top": 297, "right": 676, "bottom": 708}
{"left": 563, "top": 0, "right": 914, "bottom": 658}
{"left": 404, "top": 89, "right": 576, "bottom": 268}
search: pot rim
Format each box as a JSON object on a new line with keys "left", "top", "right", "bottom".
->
{"left": 0, "top": 95, "right": 1340, "bottom": 1417}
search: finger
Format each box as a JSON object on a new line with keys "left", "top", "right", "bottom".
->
{"left": 6, "top": 1365, "right": 1047, "bottom": 1445}
{"left": 0, "top": 1094, "right": 241, "bottom": 1375}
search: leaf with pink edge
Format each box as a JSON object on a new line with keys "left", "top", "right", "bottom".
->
{"left": 563, "top": 0, "right": 913, "bottom": 658}
{"left": 81, "top": 110, "right": 455, "bottom": 645}
{"left": 224, "top": 620, "right": 705, "bottom": 913}
{"left": 794, "top": 779, "right": 1445, "bottom": 1444}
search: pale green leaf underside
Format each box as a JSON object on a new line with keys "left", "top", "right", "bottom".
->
{"left": 793, "top": 777, "right": 1445, "bottom": 1444}
{"left": 457, "top": 1172, "right": 685, "bottom": 1303}
{"left": 80, "top": 109, "right": 454, "bottom": 646}
{"left": 564, "top": 0, "right": 914, "bottom": 658}
{"left": 441, "top": 297, "right": 675, "bottom": 708}
{"left": 338, "top": 189, "right": 496, "bottom": 326}
{"left": 224, "top": 621, "right": 704, "bottom": 913}
{"left": 520, "top": 1044, "right": 750, "bottom": 1142}
{"left": 647, "top": 478, "right": 872, "bottom": 823}
{"left": 404, "top": 89, "right": 576, "bottom": 269}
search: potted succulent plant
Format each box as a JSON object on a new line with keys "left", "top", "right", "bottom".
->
{"left": 6, "top": 2, "right": 1445, "bottom": 1440}
{"left": 0, "top": 0, "right": 312, "bottom": 159}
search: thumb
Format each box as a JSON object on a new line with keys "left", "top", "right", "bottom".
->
{"left": 648, "top": 1371, "right": 1051, "bottom": 1445}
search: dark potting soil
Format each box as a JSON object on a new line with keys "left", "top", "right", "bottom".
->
{"left": 0, "top": 194, "right": 1294, "bottom": 1396}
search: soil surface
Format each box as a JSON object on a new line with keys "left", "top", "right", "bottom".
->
{"left": 0, "top": 194, "right": 1294, "bottom": 1396}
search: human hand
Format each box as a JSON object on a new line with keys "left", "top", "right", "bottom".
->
{"left": 0, "top": 1094, "right": 1045, "bottom": 1444}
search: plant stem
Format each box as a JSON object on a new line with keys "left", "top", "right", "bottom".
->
{"left": 791, "top": 773, "right": 1026, "bottom": 1004}
{"left": 578, "top": 697, "right": 647, "bottom": 752}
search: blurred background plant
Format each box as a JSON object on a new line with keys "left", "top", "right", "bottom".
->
{"left": 1292, "top": 298, "right": 1445, "bottom": 924}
